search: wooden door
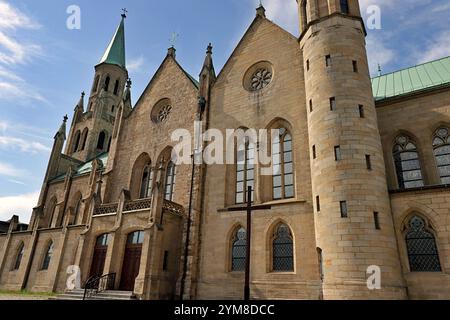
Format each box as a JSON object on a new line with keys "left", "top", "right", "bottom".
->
{"left": 89, "top": 234, "right": 110, "bottom": 278}
{"left": 119, "top": 231, "right": 144, "bottom": 291}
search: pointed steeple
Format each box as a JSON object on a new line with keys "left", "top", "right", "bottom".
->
{"left": 99, "top": 14, "right": 126, "bottom": 69}
{"left": 55, "top": 115, "right": 68, "bottom": 140}
{"left": 75, "top": 91, "right": 85, "bottom": 111}
{"left": 200, "top": 43, "right": 215, "bottom": 77}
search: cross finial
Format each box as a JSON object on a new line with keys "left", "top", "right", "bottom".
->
{"left": 169, "top": 32, "right": 179, "bottom": 48}
{"left": 63, "top": 115, "right": 68, "bottom": 123}
{"left": 121, "top": 8, "right": 128, "bottom": 18}
{"left": 377, "top": 63, "right": 382, "bottom": 76}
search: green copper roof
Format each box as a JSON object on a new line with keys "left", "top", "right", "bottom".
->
{"left": 372, "top": 55, "right": 450, "bottom": 102}
{"left": 51, "top": 153, "right": 109, "bottom": 183}
{"left": 99, "top": 16, "right": 126, "bottom": 69}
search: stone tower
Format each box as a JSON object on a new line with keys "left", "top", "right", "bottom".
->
{"left": 299, "top": 0, "right": 406, "bottom": 299}
{"left": 65, "top": 13, "right": 129, "bottom": 162}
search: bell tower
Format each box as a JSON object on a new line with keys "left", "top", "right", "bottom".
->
{"left": 65, "top": 13, "right": 129, "bottom": 162}
{"left": 299, "top": 0, "right": 406, "bottom": 299}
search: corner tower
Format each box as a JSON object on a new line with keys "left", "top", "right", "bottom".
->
{"left": 299, "top": 0, "right": 406, "bottom": 299}
{"left": 65, "top": 13, "right": 129, "bottom": 162}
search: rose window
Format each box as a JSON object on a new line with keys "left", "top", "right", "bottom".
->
{"left": 157, "top": 105, "right": 172, "bottom": 123}
{"left": 250, "top": 68, "right": 272, "bottom": 91}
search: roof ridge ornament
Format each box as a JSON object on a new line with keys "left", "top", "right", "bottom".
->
{"left": 121, "top": 8, "right": 128, "bottom": 19}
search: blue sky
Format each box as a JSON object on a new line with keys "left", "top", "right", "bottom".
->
{"left": 0, "top": 0, "right": 449, "bottom": 222}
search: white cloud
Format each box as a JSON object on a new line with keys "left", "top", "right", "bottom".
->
{"left": 0, "top": 191, "right": 38, "bottom": 222}
{"left": 8, "top": 179, "right": 26, "bottom": 186}
{"left": 0, "top": 0, "right": 44, "bottom": 104}
{"left": 0, "top": 1, "right": 40, "bottom": 30}
{"left": 0, "top": 135, "right": 51, "bottom": 154}
{"left": 262, "top": 0, "right": 298, "bottom": 35}
{"left": 418, "top": 32, "right": 450, "bottom": 63}
{"left": 0, "top": 162, "right": 26, "bottom": 177}
{"left": 127, "top": 56, "right": 145, "bottom": 72}
{"left": 366, "top": 34, "right": 395, "bottom": 75}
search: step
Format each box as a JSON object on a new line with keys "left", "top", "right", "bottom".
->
{"left": 53, "top": 290, "right": 136, "bottom": 301}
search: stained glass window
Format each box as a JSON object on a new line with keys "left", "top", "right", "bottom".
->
{"left": 13, "top": 243, "right": 24, "bottom": 271}
{"left": 140, "top": 165, "right": 154, "bottom": 199}
{"left": 273, "top": 224, "right": 294, "bottom": 272}
{"left": 432, "top": 127, "right": 450, "bottom": 184}
{"left": 236, "top": 138, "right": 255, "bottom": 204}
{"left": 164, "top": 161, "right": 177, "bottom": 201}
{"left": 406, "top": 216, "right": 441, "bottom": 272}
{"left": 272, "top": 128, "right": 295, "bottom": 200}
{"left": 231, "top": 227, "right": 247, "bottom": 272}
{"left": 393, "top": 136, "right": 424, "bottom": 189}
{"left": 42, "top": 242, "right": 54, "bottom": 270}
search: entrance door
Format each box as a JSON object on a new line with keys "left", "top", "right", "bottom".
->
{"left": 89, "top": 234, "right": 110, "bottom": 278}
{"left": 119, "top": 231, "right": 144, "bottom": 291}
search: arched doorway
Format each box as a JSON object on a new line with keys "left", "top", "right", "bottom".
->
{"left": 89, "top": 234, "right": 110, "bottom": 278}
{"left": 119, "top": 231, "right": 144, "bottom": 291}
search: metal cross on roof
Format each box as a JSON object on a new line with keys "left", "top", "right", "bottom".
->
{"left": 169, "top": 32, "right": 179, "bottom": 48}
{"left": 121, "top": 8, "right": 128, "bottom": 18}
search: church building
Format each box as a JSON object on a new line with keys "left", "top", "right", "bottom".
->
{"left": 1, "top": 0, "right": 450, "bottom": 300}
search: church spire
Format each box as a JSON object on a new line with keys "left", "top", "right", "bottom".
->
{"left": 99, "top": 13, "right": 126, "bottom": 69}
{"left": 75, "top": 91, "right": 85, "bottom": 111}
{"left": 55, "top": 115, "right": 68, "bottom": 140}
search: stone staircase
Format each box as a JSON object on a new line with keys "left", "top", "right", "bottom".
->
{"left": 50, "top": 289, "right": 137, "bottom": 301}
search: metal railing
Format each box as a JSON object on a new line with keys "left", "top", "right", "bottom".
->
{"left": 83, "top": 273, "right": 116, "bottom": 300}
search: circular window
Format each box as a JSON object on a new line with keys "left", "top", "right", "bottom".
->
{"left": 151, "top": 98, "right": 173, "bottom": 123}
{"left": 244, "top": 61, "right": 274, "bottom": 92}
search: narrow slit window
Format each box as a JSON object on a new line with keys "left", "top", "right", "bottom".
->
{"left": 340, "top": 201, "right": 348, "bottom": 218}
{"left": 326, "top": 55, "right": 331, "bottom": 67}
{"left": 309, "top": 99, "right": 313, "bottom": 112}
{"left": 163, "top": 251, "right": 169, "bottom": 271}
{"left": 374, "top": 212, "right": 381, "bottom": 230}
{"left": 359, "top": 105, "right": 365, "bottom": 118}
{"left": 306, "top": 59, "right": 310, "bottom": 71}
{"left": 352, "top": 60, "right": 358, "bottom": 73}
{"left": 334, "top": 146, "right": 342, "bottom": 161}
{"left": 330, "top": 97, "right": 336, "bottom": 111}
{"left": 312, "top": 145, "right": 317, "bottom": 160}
{"left": 316, "top": 196, "right": 321, "bottom": 213}
{"left": 366, "top": 155, "right": 372, "bottom": 170}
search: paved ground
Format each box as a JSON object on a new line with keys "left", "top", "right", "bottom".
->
{"left": 0, "top": 294, "right": 51, "bottom": 300}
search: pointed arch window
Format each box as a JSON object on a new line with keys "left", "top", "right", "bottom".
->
{"left": 113, "top": 80, "right": 120, "bottom": 95}
{"left": 13, "top": 242, "right": 24, "bottom": 271}
{"left": 104, "top": 76, "right": 111, "bottom": 92}
{"left": 73, "top": 130, "right": 81, "bottom": 153}
{"left": 41, "top": 241, "right": 54, "bottom": 270}
{"left": 231, "top": 227, "right": 247, "bottom": 272}
{"left": 340, "top": 0, "right": 349, "bottom": 14}
{"left": 97, "top": 131, "right": 107, "bottom": 150}
{"left": 93, "top": 75, "right": 100, "bottom": 93}
{"left": 164, "top": 161, "right": 177, "bottom": 201}
{"left": 236, "top": 138, "right": 255, "bottom": 204}
{"left": 272, "top": 128, "right": 295, "bottom": 200}
{"left": 302, "top": 0, "right": 308, "bottom": 26}
{"left": 140, "top": 165, "right": 154, "bottom": 199}
{"left": 47, "top": 198, "right": 57, "bottom": 228}
{"left": 405, "top": 216, "right": 441, "bottom": 272}
{"left": 80, "top": 128, "right": 88, "bottom": 151}
{"left": 433, "top": 127, "right": 450, "bottom": 184}
{"left": 272, "top": 223, "right": 294, "bottom": 272}
{"left": 72, "top": 196, "right": 82, "bottom": 226}
{"left": 393, "top": 135, "right": 424, "bottom": 189}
